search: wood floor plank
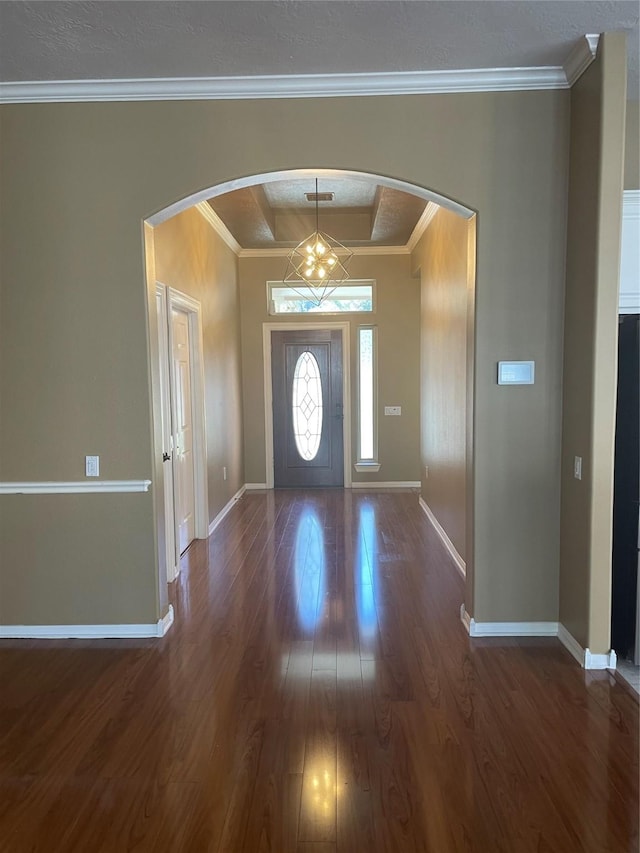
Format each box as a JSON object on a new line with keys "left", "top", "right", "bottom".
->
{"left": 0, "top": 490, "right": 637, "bottom": 852}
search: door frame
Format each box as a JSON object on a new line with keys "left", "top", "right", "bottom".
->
{"left": 263, "top": 321, "right": 352, "bottom": 489}
{"left": 157, "top": 283, "right": 209, "bottom": 579}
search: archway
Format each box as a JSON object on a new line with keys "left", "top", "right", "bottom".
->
{"left": 144, "top": 168, "right": 476, "bottom": 630}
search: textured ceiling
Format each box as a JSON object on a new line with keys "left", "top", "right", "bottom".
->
{"left": 208, "top": 178, "right": 429, "bottom": 249}
{"left": 0, "top": 1, "right": 638, "bottom": 98}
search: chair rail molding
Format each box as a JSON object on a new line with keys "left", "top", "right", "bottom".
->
{"left": 0, "top": 480, "right": 152, "bottom": 494}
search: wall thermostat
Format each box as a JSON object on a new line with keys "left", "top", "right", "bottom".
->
{"left": 498, "top": 361, "right": 535, "bottom": 385}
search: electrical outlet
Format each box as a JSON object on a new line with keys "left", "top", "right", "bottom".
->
{"left": 425, "top": 466, "right": 429, "bottom": 479}
{"left": 223, "top": 466, "right": 227, "bottom": 481}
{"left": 384, "top": 406, "right": 402, "bottom": 416}
{"left": 85, "top": 455, "right": 100, "bottom": 477}
{"left": 574, "top": 456, "right": 582, "bottom": 480}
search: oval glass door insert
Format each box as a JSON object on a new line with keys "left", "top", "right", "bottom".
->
{"left": 292, "top": 351, "right": 323, "bottom": 461}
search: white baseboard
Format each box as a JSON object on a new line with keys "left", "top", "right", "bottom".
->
{"left": 208, "top": 485, "right": 246, "bottom": 536}
{"left": 0, "top": 604, "right": 174, "bottom": 640}
{"left": 558, "top": 623, "right": 617, "bottom": 670}
{"left": 459, "top": 608, "right": 559, "bottom": 637}
{"left": 244, "top": 482, "right": 268, "bottom": 490}
{"left": 460, "top": 604, "right": 472, "bottom": 633}
{"left": 351, "top": 480, "right": 420, "bottom": 490}
{"left": 419, "top": 497, "right": 466, "bottom": 578}
{"left": 458, "top": 613, "right": 617, "bottom": 671}
{"left": 557, "top": 623, "right": 584, "bottom": 664}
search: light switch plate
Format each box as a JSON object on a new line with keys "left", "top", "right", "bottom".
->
{"left": 574, "top": 456, "right": 582, "bottom": 480}
{"left": 85, "top": 455, "right": 100, "bottom": 477}
{"left": 384, "top": 406, "right": 401, "bottom": 416}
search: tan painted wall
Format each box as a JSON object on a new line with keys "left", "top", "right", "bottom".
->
{"left": 624, "top": 99, "right": 639, "bottom": 189}
{"left": 559, "top": 33, "right": 627, "bottom": 651}
{"left": 153, "top": 207, "right": 244, "bottom": 521}
{"left": 239, "top": 254, "right": 421, "bottom": 485}
{"left": 0, "top": 88, "right": 570, "bottom": 626}
{"left": 413, "top": 209, "right": 470, "bottom": 564}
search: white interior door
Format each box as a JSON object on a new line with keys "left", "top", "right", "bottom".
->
{"left": 156, "top": 285, "right": 178, "bottom": 581}
{"left": 171, "top": 306, "right": 196, "bottom": 554}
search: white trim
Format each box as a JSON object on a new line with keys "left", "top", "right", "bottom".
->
{"left": 195, "top": 202, "right": 242, "bottom": 254}
{"left": 460, "top": 604, "right": 472, "bottom": 633}
{"left": 557, "top": 623, "right": 584, "bottom": 665}
{"left": 558, "top": 623, "right": 617, "bottom": 670}
{"left": 155, "top": 282, "right": 178, "bottom": 583}
{"left": 354, "top": 463, "right": 381, "bottom": 473}
{"left": 167, "top": 287, "right": 201, "bottom": 316}
{"left": 0, "top": 66, "right": 573, "bottom": 106}
{"left": 167, "top": 287, "right": 209, "bottom": 543}
{"left": 463, "top": 616, "right": 559, "bottom": 638}
{"left": 407, "top": 202, "right": 439, "bottom": 253}
{"left": 563, "top": 35, "right": 600, "bottom": 87}
{"left": 263, "top": 322, "right": 352, "bottom": 490}
{"left": 419, "top": 497, "right": 466, "bottom": 578}
{"left": 159, "top": 604, "right": 175, "bottom": 636}
{"left": 351, "top": 480, "right": 420, "bottom": 489}
{"left": 208, "top": 486, "right": 246, "bottom": 536}
{"left": 459, "top": 616, "right": 618, "bottom": 671}
{"left": 585, "top": 648, "right": 617, "bottom": 670}
{"left": 239, "top": 245, "right": 410, "bottom": 259}
{"left": 0, "top": 605, "right": 174, "bottom": 640}
{"left": 147, "top": 169, "right": 474, "bottom": 227}
{"left": 0, "top": 480, "right": 151, "bottom": 494}
{"left": 244, "top": 482, "right": 268, "bottom": 490}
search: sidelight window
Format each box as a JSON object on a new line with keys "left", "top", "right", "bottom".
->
{"left": 357, "top": 326, "right": 378, "bottom": 468}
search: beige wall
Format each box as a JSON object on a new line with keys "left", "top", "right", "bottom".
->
{"left": 559, "top": 33, "right": 627, "bottom": 651}
{"left": 239, "top": 254, "right": 421, "bottom": 485}
{"left": 153, "top": 207, "right": 244, "bottom": 521}
{"left": 0, "top": 88, "right": 571, "bottom": 626}
{"left": 624, "top": 99, "right": 639, "bottom": 189}
{"left": 413, "top": 208, "right": 471, "bottom": 566}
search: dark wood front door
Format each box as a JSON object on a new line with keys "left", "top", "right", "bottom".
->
{"left": 272, "top": 329, "right": 344, "bottom": 488}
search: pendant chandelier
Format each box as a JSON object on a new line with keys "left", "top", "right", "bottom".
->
{"left": 283, "top": 179, "right": 353, "bottom": 307}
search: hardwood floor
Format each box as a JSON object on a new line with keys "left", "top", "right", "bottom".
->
{"left": 0, "top": 489, "right": 638, "bottom": 852}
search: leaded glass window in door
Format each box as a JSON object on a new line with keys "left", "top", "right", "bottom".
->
{"left": 292, "top": 351, "right": 323, "bottom": 461}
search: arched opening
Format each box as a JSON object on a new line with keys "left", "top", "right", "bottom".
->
{"left": 143, "top": 168, "right": 476, "bottom": 629}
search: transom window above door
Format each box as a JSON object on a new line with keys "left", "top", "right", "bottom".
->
{"left": 267, "top": 281, "right": 374, "bottom": 315}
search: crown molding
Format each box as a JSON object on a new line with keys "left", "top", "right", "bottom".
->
{"left": 563, "top": 34, "right": 600, "bottom": 87}
{"left": 238, "top": 245, "right": 409, "bottom": 259}
{"left": 407, "top": 201, "right": 440, "bottom": 253}
{"left": 194, "top": 202, "right": 242, "bottom": 254}
{"left": 0, "top": 66, "right": 572, "bottom": 105}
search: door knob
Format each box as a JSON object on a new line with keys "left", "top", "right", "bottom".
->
{"left": 163, "top": 452, "right": 171, "bottom": 462}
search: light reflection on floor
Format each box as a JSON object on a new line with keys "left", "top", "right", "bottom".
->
{"left": 294, "top": 506, "right": 326, "bottom": 633}
{"left": 287, "top": 498, "right": 380, "bottom": 680}
{"left": 356, "top": 501, "right": 379, "bottom": 640}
